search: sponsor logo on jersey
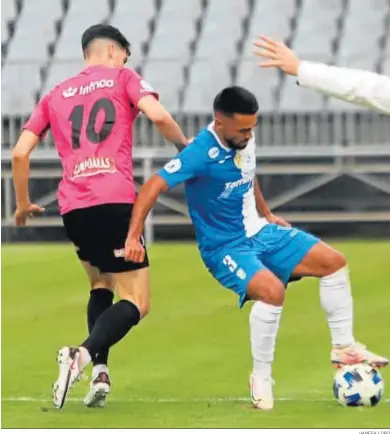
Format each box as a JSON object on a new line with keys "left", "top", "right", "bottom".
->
{"left": 218, "top": 177, "right": 253, "bottom": 199}
{"left": 72, "top": 157, "right": 116, "bottom": 179}
{"left": 140, "top": 79, "right": 154, "bottom": 93}
{"left": 208, "top": 147, "right": 220, "bottom": 159}
{"left": 164, "top": 159, "right": 182, "bottom": 174}
{"left": 62, "top": 87, "right": 78, "bottom": 98}
{"left": 62, "top": 80, "right": 115, "bottom": 99}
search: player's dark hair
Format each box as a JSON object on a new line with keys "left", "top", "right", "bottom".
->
{"left": 213, "top": 86, "right": 259, "bottom": 116}
{"left": 81, "top": 24, "right": 131, "bottom": 58}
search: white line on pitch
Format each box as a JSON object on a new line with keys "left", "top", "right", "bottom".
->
{"left": 2, "top": 396, "right": 390, "bottom": 403}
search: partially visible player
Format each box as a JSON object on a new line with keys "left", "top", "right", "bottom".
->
{"left": 253, "top": 36, "right": 390, "bottom": 115}
{"left": 12, "top": 24, "right": 189, "bottom": 409}
{"left": 124, "top": 86, "right": 388, "bottom": 410}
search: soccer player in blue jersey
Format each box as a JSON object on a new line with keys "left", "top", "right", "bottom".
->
{"left": 124, "top": 86, "right": 388, "bottom": 410}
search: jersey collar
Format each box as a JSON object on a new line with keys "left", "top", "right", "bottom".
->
{"left": 207, "top": 122, "right": 232, "bottom": 152}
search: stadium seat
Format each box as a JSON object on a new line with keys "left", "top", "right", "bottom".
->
{"left": 236, "top": 61, "right": 279, "bottom": 112}
{"left": 110, "top": 0, "right": 156, "bottom": 68}
{"left": 279, "top": 78, "right": 325, "bottom": 112}
{"left": 2, "top": 0, "right": 17, "bottom": 43}
{"left": 195, "top": 0, "right": 248, "bottom": 61}
{"left": 54, "top": 0, "right": 110, "bottom": 60}
{"left": 337, "top": 0, "right": 388, "bottom": 65}
{"left": 43, "top": 61, "right": 85, "bottom": 94}
{"left": 242, "top": 0, "right": 296, "bottom": 59}
{"left": 182, "top": 60, "right": 232, "bottom": 113}
{"left": 142, "top": 60, "right": 184, "bottom": 112}
{"left": 147, "top": 0, "right": 201, "bottom": 61}
{"left": 292, "top": 0, "right": 342, "bottom": 61}
{"left": 383, "top": 57, "right": 390, "bottom": 75}
{"left": 7, "top": 0, "right": 62, "bottom": 62}
{"left": 2, "top": 63, "right": 41, "bottom": 115}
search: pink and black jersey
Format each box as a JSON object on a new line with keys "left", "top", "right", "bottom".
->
{"left": 24, "top": 65, "right": 158, "bottom": 214}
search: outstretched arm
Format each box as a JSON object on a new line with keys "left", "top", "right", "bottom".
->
{"left": 138, "top": 96, "right": 189, "bottom": 151}
{"left": 253, "top": 36, "right": 390, "bottom": 115}
{"left": 125, "top": 141, "right": 209, "bottom": 262}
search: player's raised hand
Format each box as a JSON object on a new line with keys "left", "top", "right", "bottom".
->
{"left": 14, "top": 202, "right": 45, "bottom": 226}
{"left": 267, "top": 213, "right": 291, "bottom": 228}
{"left": 253, "top": 36, "right": 300, "bottom": 76}
{"left": 124, "top": 236, "right": 145, "bottom": 263}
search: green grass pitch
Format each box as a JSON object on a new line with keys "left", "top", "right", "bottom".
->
{"left": 2, "top": 241, "right": 389, "bottom": 428}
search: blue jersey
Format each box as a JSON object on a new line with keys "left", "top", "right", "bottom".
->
{"left": 158, "top": 123, "right": 268, "bottom": 256}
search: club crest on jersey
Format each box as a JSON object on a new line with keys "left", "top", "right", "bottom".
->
{"left": 234, "top": 153, "right": 243, "bottom": 169}
{"left": 72, "top": 157, "right": 116, "bottom": 179}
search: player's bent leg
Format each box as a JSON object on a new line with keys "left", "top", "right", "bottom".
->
{"left": 246, "top": 269, "right": 285, "bottom": 306}
{"left": 246, "top": 271, "right": 284, "bottom": 410}
{"left": 80, "top": 261, "right": 115, "bottom": 407}
{"left": 249, "top": 301, "right": 282, "bottom": 411}
{"left": 114, "top": 267, "right": 151, "bottom": 319}
{"left": 293, "top": 242, "right": 388, "bottom": 369}
{"left": 292, "top": 241, "right": 346, "bottom": 278}
{"left": 81, "top": 261, "right": 114, "bottom": 368}
{"left": 83, "top": 267, "right": 150, "bottom": 408}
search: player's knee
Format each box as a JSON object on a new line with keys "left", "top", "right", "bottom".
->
{"left": 263, "top": 283, "right": 285, "bottom": 306}
{"left": 247, "top": 271, "right": 285, "bottom": 307}
{"left": 90, "top": 275, "right": 115, "bottom": 291}
{"left": 324, "top": 249, "right": 347, "bottom": 275}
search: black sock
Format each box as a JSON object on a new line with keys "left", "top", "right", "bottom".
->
{"left": 81, "top": 300, "right": 140, "bottom": 362}
{"left": 87, "top": 288, "right": 114, "bottom": 366}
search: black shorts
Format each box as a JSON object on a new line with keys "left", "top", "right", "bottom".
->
{"left": 62, "top": 203, "right": 149, "bottom": 274}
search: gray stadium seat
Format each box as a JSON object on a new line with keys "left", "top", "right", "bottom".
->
{"left": 236, "top": 61, "right": 279, "bottom": 112}
{"left": 292, "top": 0, "right": 342, "bottom": 61}
{"left": 43, "top": 61, "right": 85, "bottom": 95}
{"left": 142, "top": 60, "right": 184, "bottom": 112}
{"left": 337, "top": 0, "right": 388, "bottom": 65}
{"left": 148, "top": 0, "right": 201, "bottom": 61}
{"left": 280, "top": 78, "right": 325, "bottom": 112}
{"left": 383, "top": 58, "right": 390, "bottom": 75}
{"left": 195, "top": 0, "right": 248, "bottom": 61}
{"left": 55, "top": 0, "right": 110, "bottom": 60}
{"left": 1, "top": 0, "right": 16, "bottom": 42}
{"left": 7, "top": 0, "right": 62, "bottom": 61}
{"left": 110, "top": 0, "right": 156, "bottom": 68}
{"left": 2, "top": 63, "right": 41, "bottom": 115}
{"left": 182, "top": 60, "right": 232, "bottom": 113}
{"left": 243, "top": 0, "right": 296, "bottom": 59}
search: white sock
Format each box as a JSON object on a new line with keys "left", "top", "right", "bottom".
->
{"left": 249, "top": 301, "right": 283, "bottom": 380}
{"left": 320, "top": 266, "right": 355, "bottom": 347}
{"left": 92, "top": 364, "right": 109, "bottom": 380}
{"left": 78, "top": 346, "right": 92, "bottom": 370}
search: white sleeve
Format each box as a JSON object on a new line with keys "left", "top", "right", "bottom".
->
{"left": 297, "top": 61, "right": 390, "bottom": 115}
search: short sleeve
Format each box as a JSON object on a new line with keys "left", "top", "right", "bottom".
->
{"left": 121, "top": 68, "right": 159, "bottom": 107}
{"left": 158, "top": 142, "right": 208, "bottom": 189}
{"left": 23, "top": 93, "right": 50, "bottom": 137}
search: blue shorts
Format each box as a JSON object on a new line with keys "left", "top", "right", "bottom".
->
{"left": 202, "top": 224, "right": 320, "bottom": 308}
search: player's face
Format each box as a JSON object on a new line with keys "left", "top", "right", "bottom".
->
{"left": 215, "top": 113, "right": 258, "bottom": 150}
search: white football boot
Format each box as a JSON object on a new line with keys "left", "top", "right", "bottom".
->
{"left": 52, "top": 347, "right": 83, "bottom": 409}
{"left": 249, "top": 374, "right": 275, "bottom": 410}
{"left": 331, "top": 342, "right": 388, "bottom": 369}
{"left": 84, "top": 371, "right": 111, "bottom": 408}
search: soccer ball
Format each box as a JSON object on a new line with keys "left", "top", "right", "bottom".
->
{"left": 333, "top": 363, "right": 384, "bottom": 407}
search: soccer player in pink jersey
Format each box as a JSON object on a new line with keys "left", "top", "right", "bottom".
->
{"left": 11, "top": 24, "right": 189, "bottom": 409}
